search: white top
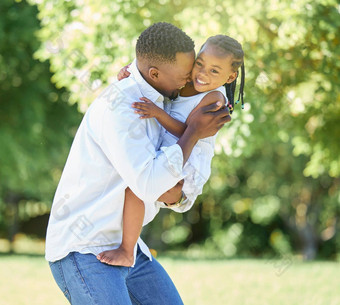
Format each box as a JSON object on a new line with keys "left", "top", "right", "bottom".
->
{"left": 45, "top": 59, "right": 210, "bottom": 263}
{"left": 161, "top": 86, "right": 227, "bottom": 201}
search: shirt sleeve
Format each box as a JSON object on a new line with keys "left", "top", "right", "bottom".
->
{"left": 98, "top": 97, "right": 185, "bottom": 204}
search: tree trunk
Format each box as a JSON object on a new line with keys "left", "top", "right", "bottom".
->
{"left": 5, "top": 191, "right": 22, "bottom": 253}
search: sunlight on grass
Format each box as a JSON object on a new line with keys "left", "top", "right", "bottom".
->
{"left": 162, "top": 258, "right": 340, "bottom": 305}
{"left": 0, "top": 253, "right": 339, "bottom": 305}
{"left": 0, "top": 255, "right": 68, "bottom": 305}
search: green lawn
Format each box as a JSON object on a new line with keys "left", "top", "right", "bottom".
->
{"left": 0, "top": 253, "right": 339, "bottom": 305}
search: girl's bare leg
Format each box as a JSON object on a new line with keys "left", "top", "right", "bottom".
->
{"left": 97, "top": 187, "right": 145, "bottom": 266}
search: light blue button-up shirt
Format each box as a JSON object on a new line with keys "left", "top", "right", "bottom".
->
{"left": 45, "top": 59, "right": 193, "bottom": 263}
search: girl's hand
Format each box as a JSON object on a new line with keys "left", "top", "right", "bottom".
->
{"left": 117, "top": 64, "right": 131, "bottom": 81}
{"left": 132, "top": 97, "right": 162, "bottom": 119}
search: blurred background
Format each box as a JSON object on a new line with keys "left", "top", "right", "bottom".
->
{"left": 0, "top": 0, "right": 339, "bottom": 262}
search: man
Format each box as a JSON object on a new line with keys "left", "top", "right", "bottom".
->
{"left": 46, "top": 22, "right": 230, "bottom": 304}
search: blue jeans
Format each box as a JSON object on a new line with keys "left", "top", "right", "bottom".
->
{"left": 49, "top": 246, "right": 184, "bottom": 305}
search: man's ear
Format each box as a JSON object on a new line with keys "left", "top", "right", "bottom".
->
{"left": 226, "top": 71, "right": 238, "bottom": 84}
{"left": 149, "top": 67, "right": 159, "bottom": 81}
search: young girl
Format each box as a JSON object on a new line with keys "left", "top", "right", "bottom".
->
{"left": 97, "top": 35, "right": 245, "bottom": 266}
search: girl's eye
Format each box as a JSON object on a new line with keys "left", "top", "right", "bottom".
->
{"left": 211, "top": 69, "right": 218, "bottom": 74}
{"left": 196, "top": 61, "right": 202, "bottom": 66}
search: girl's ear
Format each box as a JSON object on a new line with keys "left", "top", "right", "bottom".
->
{"left": 149, "top": 67, "right": 159, "bottom": 80}
{"left": 226, "top": 71, "right": 238, "bottom": 84}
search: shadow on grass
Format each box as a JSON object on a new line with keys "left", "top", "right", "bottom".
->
{"left": 157, "top": 251, "right": 340, "bottom": 266}
{"left": 0, "top": 251, "right": 45, "bottom": 258}
{"left": 156, "top": 250, "right": 269, "bottom": 262}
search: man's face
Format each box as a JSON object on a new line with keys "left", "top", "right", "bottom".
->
{"left": 155, "top": 51, "right": 195, "bottom": 99}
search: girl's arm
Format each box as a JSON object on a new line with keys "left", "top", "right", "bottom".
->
{"left": 132, "top": 97, "right": 186, "bottom": 138}
{"left": 132, "top": 91, "right": 226, "bottom": 138}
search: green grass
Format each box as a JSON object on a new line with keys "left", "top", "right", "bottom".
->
{"left": 0, "top": 253, "right": 339, "bottom": 305}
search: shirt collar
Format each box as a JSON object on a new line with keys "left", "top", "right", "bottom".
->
{"left": 128, "top": 59, "right": 164, "bottom": 104}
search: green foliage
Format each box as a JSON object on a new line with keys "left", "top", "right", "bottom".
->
{"left": 0, "top": 0, "right": 81, "bottom": 237}
{"left": 28, "top": 0, "right": 191, "bottom": 109}
{"left": 29, "top": 0, "right": 340, "bottom": 177}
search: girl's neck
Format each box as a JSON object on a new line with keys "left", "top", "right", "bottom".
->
{"left": 180, "top": 81, "right": 201, "bottom": 97}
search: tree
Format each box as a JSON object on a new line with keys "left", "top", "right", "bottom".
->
{"left": 177, "top": 0, "right": 340, "bottom": 259}
{"left": 0, "top": 0, "right": 82, "bottom": 250}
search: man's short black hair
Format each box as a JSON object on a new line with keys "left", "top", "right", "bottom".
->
{"left": 136, "top": 22, "right": 194, "bottom": 64}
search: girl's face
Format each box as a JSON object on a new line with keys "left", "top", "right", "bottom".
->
{"left": 191, "top": 43, "right": 238, "bottom": 92}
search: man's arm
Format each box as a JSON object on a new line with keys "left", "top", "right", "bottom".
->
{"left": 99, "top": 99, "right": 182, "bottom": 203}
{"left": 157, "top": 180, "right": 184, "bottom": 203}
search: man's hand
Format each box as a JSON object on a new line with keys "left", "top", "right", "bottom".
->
{"left": 186, "top": 101, "right": 231, "bottom": 139}
{"left": 157, "top": 180, "right": 184, "bottom": 204}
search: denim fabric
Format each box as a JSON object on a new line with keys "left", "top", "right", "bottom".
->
{"left": 49, "top": 247, "right": 183, "bottom": 305}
